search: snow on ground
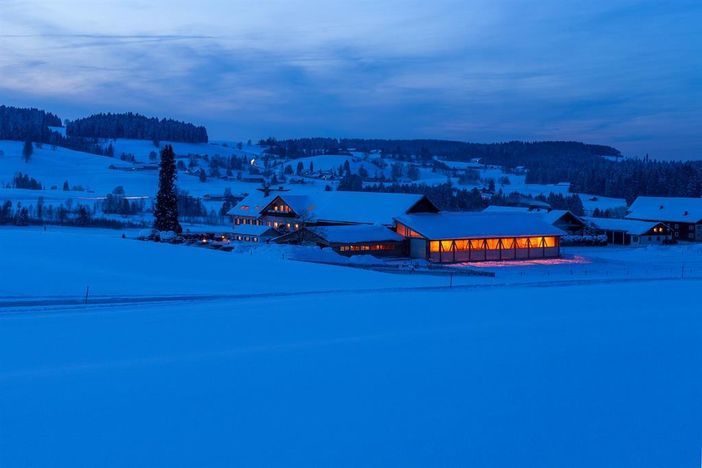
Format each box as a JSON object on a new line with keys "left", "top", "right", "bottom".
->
{"left": 111, "top": 139, "right": 263, "bottom": 160}
{"left": 2, "top": 226, "right": 702, "bottom": 300}
{"left": 0, "top": 227, "right": 451, "bottom": 299}
{"left": 0, "top": 246, "right": 699, "bottom": 467}
{"left": 0, "top": 140, "right": 277, "bottom": 209}
{"left": 578, "top": 192, "right": 628, "bottom": 214}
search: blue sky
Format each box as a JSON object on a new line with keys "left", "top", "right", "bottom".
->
{"left": 1, "top": 0, "right": 700, "bottom": 159}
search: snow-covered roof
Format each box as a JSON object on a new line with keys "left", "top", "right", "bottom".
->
{"left": 395, "top": 212, "right": 565, "bottom": 240}
{"left": 247, "top": 191, "right": 435, "bottom": 225}
{"left": 482, "top": 206, "right": 580, "bottom": 225}
{"left": 626, "top": 196, "right": 702, "bottom": 223}
{"left": 227, "top": 192, "right": 272, "bottom": 217}
{"left": 232, "top": 224, "right": 276, "bottom": 236}
{"left": 584, "top": 217, "right": 664, "bottom": 235}
{"left": 577, "top": 193, "right": 627, "bottom": 214}
{"left": 308, "top": 225, "right": 404, "bottom": 244}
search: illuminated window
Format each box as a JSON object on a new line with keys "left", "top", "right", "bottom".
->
{"left": 516, "top": 238, "right": 530, "bottom": 249}
{"left": 543, "top": 236, "right": 557, "bottom": 247}
{"left": 454, "top": 240, "right": 469, "bottom": 251}
{"left": 486, "top": 238, "right": 500, "bottom": 250}
{"left": 396, "top": 223, "right": 422, "bottom": 238}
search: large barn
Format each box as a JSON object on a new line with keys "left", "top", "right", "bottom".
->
{"left": 394, "top": 212, "right": 564, "bottom": 263}
{"left": 626, "top": 196, "right": 702, "bottom": 242}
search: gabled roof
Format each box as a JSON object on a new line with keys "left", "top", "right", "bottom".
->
{"left": 395, "top": 212, "right": 565, "bottom": 240}
{"left": 235, "top": 190, "right": 437, "bottom": 225}
{"left": 626, "top": 196, "right": 702, "bottom": 223}
{"left": 584, "top": 217, "right": 666, "bottom": 236}
{"left": 308, "top": 225, "right": 404, "bottom": 244}
{"left": 482, "top": 206, "right": 583, "bottom": 226}
{"left": 226, "top": 192, "right": 271, "bottom": 217}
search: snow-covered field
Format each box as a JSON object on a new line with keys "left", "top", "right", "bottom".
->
{"left": 0, "top": 227, "right": 700, "bottom": 467}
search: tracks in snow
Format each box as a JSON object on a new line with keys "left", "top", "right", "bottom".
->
{"left": 1, "top": 275, "right": 700, "bottom": 316}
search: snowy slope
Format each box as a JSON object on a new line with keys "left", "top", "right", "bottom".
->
{"left": 0, "top": 272, "right": 699, "bottom": 467}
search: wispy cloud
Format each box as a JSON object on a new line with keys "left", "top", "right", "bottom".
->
{"left": 0, "top": 0, "right": 700, "bottom": 158}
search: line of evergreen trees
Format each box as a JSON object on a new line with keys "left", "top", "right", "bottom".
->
{"left": 67, "top": 112, "right": 208, "bottom": 143}
{"left": 526, "top": 157, "right": 702, "bottom": 203}
{"left": 0, "top": 105, "right": 62, "bottom": 142}
{"left": 261, "top": 137, "right": 620, "bottom": 162}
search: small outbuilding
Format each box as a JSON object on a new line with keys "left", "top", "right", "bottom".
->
{"left": 584, "top": 217, "right": 671, "bottom": 245}
{"left": 275, "top": 224, "right": 405, "bottom": 257}
{"left": 483, "top": 206, "right": 587, "bottom": 235}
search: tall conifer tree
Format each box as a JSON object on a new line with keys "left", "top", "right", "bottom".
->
{"left": 154, "top": 145, "right": 181, "bottom": 233}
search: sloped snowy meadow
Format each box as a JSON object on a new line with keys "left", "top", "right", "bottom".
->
{"left": 0, "top": 227, "right": 700, "bottom": 467}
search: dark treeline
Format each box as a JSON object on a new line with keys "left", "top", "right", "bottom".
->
{"left": 262, "top": 137, "right": 619, "bottom": 162}
{"left": 0, "top": 105, "right": 62, "bottom": 142}
{"left": 343, "top": 180, "right": 488, "bottom": 211}
{"left": 527, "top": 157, "right": 702, "bottom": 203}
{"left": 0, "top": 199, "right": 141, "bottom": 229}
{"left": 267, "top": 137, "right": 702, "bottom": 202}
{"left": 0, "top": 105, "right": 152, "bottom": 155}
{"left": 339, "top": 179, "right": 585, "bottom": 214}
{"left": 491, "top": 191, "right": 586, "bottom": 216}
{"left": 67, "top": 113, "right": 208, "bottom": 143}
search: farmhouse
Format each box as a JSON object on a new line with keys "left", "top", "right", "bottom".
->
{"left": 626, "top": 196, "right": 702, "bottom": 242}
{"left": 395, "top": 212, "right": 564, "bottom": 263}
{"left": 275, "top": 224, "right": 405, "bottom": 257}
{"left": 584, "top": 217, "right": 671, "bottom": 245}
{"left": 482, "top": 206, "right": 587, "bottom": 235}
{"left": 228, "top": 190, "right": 439, "bottom": 232}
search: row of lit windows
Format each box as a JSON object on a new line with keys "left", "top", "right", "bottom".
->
{"left": 267, "top": 221, "right": 300, "bottom": 230}
{"left": 652, "top": 226, "right": 665, "bottom": 233}
{"left": 339, "top": 243, "right": 397, "bottom": 252}
{"left": 429, "top": 236, "right": 558, "bottom": 253}
{"left": 271, "top": 204, "right": 292, "bottom": 213}
{"left": 234, "top": 235, "right": 258, "bottom": 242}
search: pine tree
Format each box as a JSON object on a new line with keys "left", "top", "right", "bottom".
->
{"left": 153, "top": 145, "right": 182, "bottom": 233}
{"left": 22, "top": 140, "right": 33, "bottom": 162}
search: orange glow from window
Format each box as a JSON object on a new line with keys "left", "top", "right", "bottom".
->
{"left": 396, "top": 222, "right": 422, "bottom": 238}
{"left": 543, "top": 236, "right": 557, "bottom": 247}
{"left": 429, "top": 236, "right": 558, "bottom": 253}
{"left": 486, "top": 238, "right": 500, "bottom": 250}
{"left": 516, "top": 237, "right": 530, "bottom": 248}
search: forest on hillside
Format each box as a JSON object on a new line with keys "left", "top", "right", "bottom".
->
{"left": 0, "top": 105, "right": 62, "bottom": 142}
{"left": 66, "top": 113, "right": 208, "bottom": 143}
{"left": 263, "top": 137, "right": 702, "bottom": 202}
{"left": 259, "top": 137, "right": 620, "bottom": 162}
